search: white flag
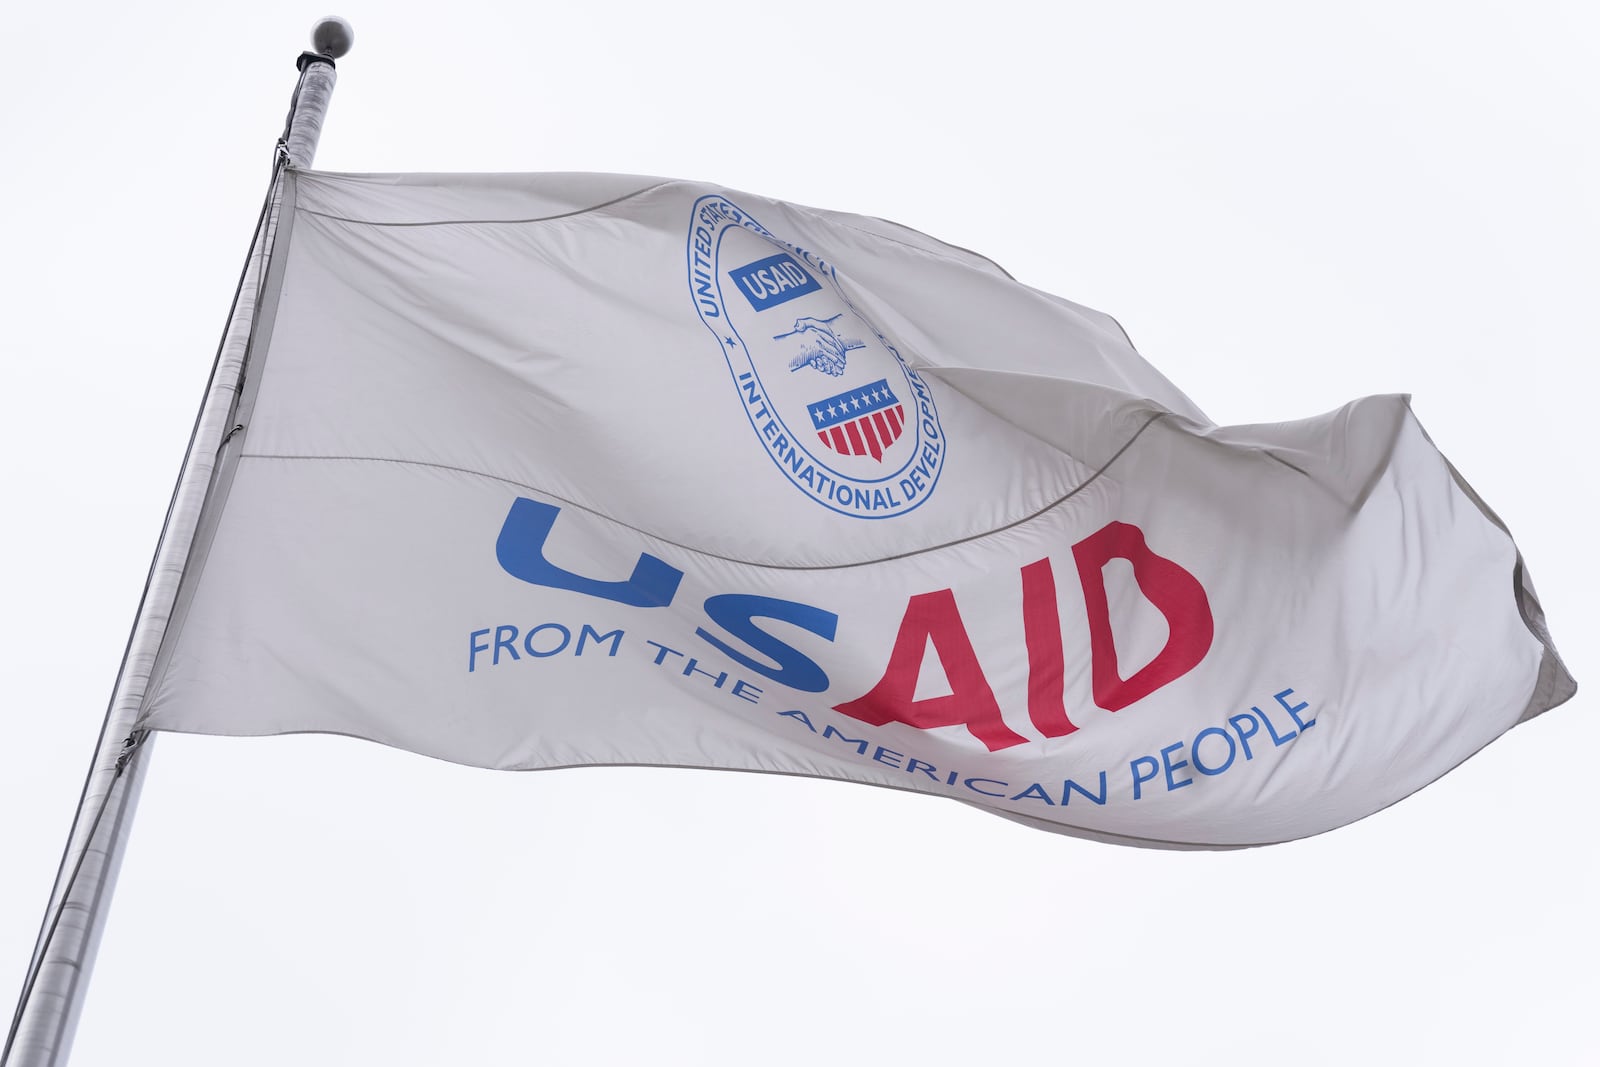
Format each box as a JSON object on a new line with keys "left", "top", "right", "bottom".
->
{"left": 138, "top": 170, "right": 1572, "bottom": 848}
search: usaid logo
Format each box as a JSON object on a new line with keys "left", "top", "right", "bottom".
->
{"left": 729, "top": 252, "right": 821, "bottom": 311}
{"left": 687, "top": 194, "right": 946, "bottom": 519}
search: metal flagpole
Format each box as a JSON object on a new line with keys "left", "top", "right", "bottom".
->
{"left": 2, "top": 19, "right": 353, "bottom": 1066}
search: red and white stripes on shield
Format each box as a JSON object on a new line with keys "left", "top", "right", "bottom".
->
{"left": 817, "top": 402, "right": 906, "bottom": 462}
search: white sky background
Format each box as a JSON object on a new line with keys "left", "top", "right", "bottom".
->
{"left": 1, "top": 2, "right": 1595, "bottom": 1064}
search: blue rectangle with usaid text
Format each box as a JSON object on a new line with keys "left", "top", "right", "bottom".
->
{"left": 729, "top": 252, "right": 822, "bottom": 311}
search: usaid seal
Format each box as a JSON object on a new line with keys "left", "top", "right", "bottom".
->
{"left": 687, "top": 194, "right": 946, "bottom": 519}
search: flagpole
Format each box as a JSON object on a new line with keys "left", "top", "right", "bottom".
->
{"left": 2, "top": 20, "right": 352, "bottom": 1066}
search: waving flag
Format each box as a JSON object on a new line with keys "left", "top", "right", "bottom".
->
{"left": 134, "top": 170, "right": 1573, "bottom": 848}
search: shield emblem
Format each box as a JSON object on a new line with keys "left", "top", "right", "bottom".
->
{"left": 808, "top": 379, "right": 905, "bottom": 462}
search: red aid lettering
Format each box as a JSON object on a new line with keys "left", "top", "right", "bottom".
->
{"left": 1072, "top": 522, "right": 1214, "bottom": 712}
{"left": 833, "top": 589, "right": 1026, "bottom": 752}
{"left": 1020, "top": 559, "right": 1077, "bottom": 738}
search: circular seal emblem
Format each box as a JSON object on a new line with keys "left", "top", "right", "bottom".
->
{"left": 686, "top": 194, "right": 946, "bottom": 519}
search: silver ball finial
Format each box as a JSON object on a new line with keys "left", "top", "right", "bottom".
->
{"left": 311, "top": 16, "right": 354, "bottom": 59}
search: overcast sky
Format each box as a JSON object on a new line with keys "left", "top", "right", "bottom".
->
{"left": 2, "top": 2, "right": 1595, "bottom": 1064}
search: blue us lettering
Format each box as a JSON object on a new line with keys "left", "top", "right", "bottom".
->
{"left": 496, "top": 498, "right": 838, "bottom": 692}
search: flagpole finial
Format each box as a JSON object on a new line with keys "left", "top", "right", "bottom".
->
{"left": 311, "top": 16, "right": 354, "bottom": 59}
